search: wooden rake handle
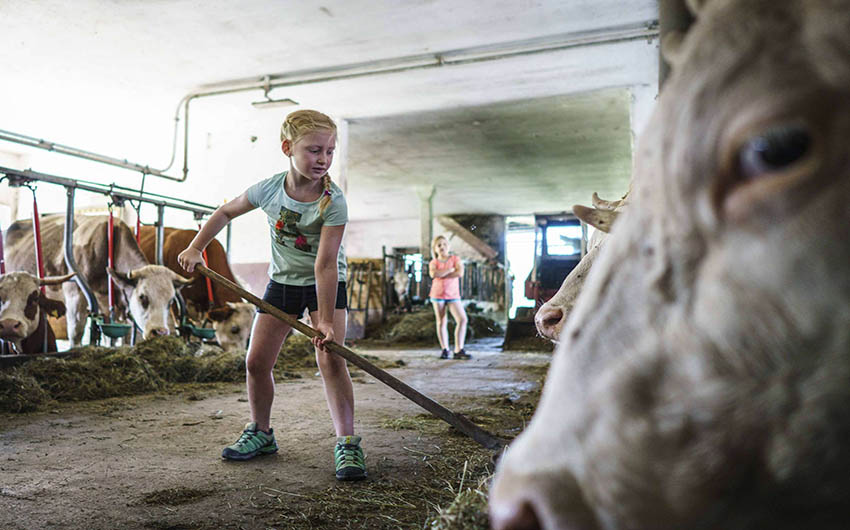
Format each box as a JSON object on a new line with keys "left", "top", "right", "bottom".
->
{"left": 196, "top": 265, "right": 506, "bottom": 450}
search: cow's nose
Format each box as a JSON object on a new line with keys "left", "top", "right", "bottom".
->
{"left": 0, "top": 319, "right": 22, "bottom": 333}
{"left": 490, "top": 499, "right": 542, "bottom": 530}
{"left": 150, "top": 327, "right": 170, "bottom": 337}
{"left": 535, "top": 306, "right": 564, "bottom": 341}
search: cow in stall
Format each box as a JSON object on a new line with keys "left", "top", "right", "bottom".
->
{"left": 137, "top": 226, "right": 254, "bottom": 350}
{"left": 490, "top": 1, "right": 850, "bottom": 528}
{"left": 0, "top": 271, "right": 75, "bottom": 354}
{"left": 391, "top": 268, "right": 413, "bottom": 313}
{"left": 4, "top": 215, "right": 192, "bottom": 345}
{"left": 534, "top": 192, "right": 626, "bottom": 341}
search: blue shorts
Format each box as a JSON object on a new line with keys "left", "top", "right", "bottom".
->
{"left": 430, "top": 298, "right": 460, "bottom": 304}
{"left": 259, "top": 280, "right": 347, "bottom": 316}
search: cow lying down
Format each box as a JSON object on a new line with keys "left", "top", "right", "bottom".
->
{"left": 0, "top": 271, "right": 75, "bottom": 354}
{"left": 490, "top": 0, "right": 850, "bottom": 528}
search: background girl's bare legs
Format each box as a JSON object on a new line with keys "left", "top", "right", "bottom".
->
{"left": 246, "top": 313, "right": 291, "bottom": 432}
{"left": 432, "top": 301, "right": 449, "bottom": 350}
{"left": 310, "top": 308, "right": 353, "bottom": 436}
{"left": 448, "top": 301, "right": 468, "bottom": 352}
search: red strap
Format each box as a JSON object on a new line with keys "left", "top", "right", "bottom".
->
{"left": 135, "top": 215, "right": 141, "bottom": 244}
{"left": 32, "top": 197, "right": 46, "bottom": 293}
{"left": 107, "top": 209, "right": 115, "bottom": 322}
{"left": 0, "top": 226, "right": 6, "bottom": 274}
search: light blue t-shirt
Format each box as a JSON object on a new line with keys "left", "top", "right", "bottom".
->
{"left": 245, "top": 171, "right": 348, "bottom": 286}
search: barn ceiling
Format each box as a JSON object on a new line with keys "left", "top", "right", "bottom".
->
{"left": 0, "top": 0, "right": 659, "bottom": 223}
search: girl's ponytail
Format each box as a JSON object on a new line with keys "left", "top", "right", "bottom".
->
{"left": 319, "top": 174, "right": 332, "bottom": 215}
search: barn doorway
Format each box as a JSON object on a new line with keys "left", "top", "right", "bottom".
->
{"left": 505, "top": 215, "right": 536, "bottom": 318}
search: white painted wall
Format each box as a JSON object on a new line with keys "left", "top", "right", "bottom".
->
{"left": 345, "top": 217, "right": 421, "bottom": 258}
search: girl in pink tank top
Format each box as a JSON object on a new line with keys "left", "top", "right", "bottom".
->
{"left": 428, "top": 235, "right": 471, "bottom": 360}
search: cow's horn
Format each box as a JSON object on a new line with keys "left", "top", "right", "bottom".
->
{"left": 591, "top": 192, "right": 624, "bottom": 212}
{"left": 107, "top": 267, "right": 137, "bottom": 287}
{"left": 661, "top": 31, "right": 686, "bottom": 67}
{"left": 573, "top": 205, "right": 619, "bottom": 234}
{"left": 39, "top": 272, "right": 76, "bottom": 286}
{"left": 685, "top": 0, "right": 708, "bottom": 16}
{"left": 168, "top": 269, "right": 194, "bottom": 286}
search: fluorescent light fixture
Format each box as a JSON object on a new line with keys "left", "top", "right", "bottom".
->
{"left": 251, "top": 97, "right": 298, "bottom": 108}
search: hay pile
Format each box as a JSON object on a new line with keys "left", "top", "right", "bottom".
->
{"left": 365, "top": 309, "right": 503, "bottom": 345}
{"left": 1, "top": 332, "right": 408, "bottom": 414}
{"left": 0, "top": 372, "right": 50, "bottom": 413}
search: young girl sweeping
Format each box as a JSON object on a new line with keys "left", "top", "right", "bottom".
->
{"left": 178, "top": 109, "right": 365, "bottom": 480}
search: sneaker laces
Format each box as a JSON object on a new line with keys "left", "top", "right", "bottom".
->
{"left": 335, "top": 444, "right": 364, "bottom": 469}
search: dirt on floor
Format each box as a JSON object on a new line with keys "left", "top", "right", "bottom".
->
{"left": 0, "top": 337, "right": 549, "bottom": 530}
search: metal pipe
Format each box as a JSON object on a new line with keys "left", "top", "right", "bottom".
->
{"left": 0, "top": 166, "right": 215, "bottom": 218}
{"left": 63, "top": 186, "right": 99, "bottom": 322}
{"left": 225, "top": 223, "right": 232, "bottom": 260}
{"left": 178, "top": 21, "right": 659, "bottom": 181}
{"left": 155, "top": 205, "right": 165, "bottom": 266}
{"left": 0, "top": 129, "right": 183, "bottom": 181}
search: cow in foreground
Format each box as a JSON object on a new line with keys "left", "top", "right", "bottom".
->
{"left": 0, "top": 271, "right": 75, "bottom": 354}
{"left": 138, "top": 226, "right": 254, "bottom": 349}
{"left": 4, "top": 215, "right": 192, "bottom": 345}
{"left": 491, "top": 1, "right": 850, "bottom": 528}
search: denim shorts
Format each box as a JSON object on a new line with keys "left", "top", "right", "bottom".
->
{"left": 259, "top": 280, "right": 348, "bottom": 316}
{"left": 430, "top": 298, "right": 460, "bottom": 304}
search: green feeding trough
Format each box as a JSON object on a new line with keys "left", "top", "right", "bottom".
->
{"left": 181, "top": 317, "right": 216, "bottom": 340}
{"left": 94, "top": 316, "right": 132, "bottom": 339}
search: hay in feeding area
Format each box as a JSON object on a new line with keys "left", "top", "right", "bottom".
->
{"left": 1, "top": 332, "right": 411, "bottom": 414}
{"left": 364, "top": 309, "right": 503, "bottom": 346}
{"left": 0, "top": 371, "right": 51, "bottom": 413}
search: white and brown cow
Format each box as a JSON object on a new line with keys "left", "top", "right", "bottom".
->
{"left": 491, "top": 1, "right": 850, "bottom": 528}
{"left": 0, "top": 271, "right": 75, "bottom": 354}
{"left": 138, "top": 226, "right": 254, "bottom": 350}
{"left": 4, "top": 215, "right": 192, "bottom": 345}
{"left": 207, "top": 302, "right": 255, "bottom": 350}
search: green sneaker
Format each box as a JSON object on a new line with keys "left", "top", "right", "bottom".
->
{"left": 334, "top": 435, "right": 367, "bottom": 481}
{"left": 221, "top": 422, "right": 278, "bottom": 461}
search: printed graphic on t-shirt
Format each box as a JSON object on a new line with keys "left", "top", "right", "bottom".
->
{"left": 273, "top": 207, "right": 311, "bottom": 252}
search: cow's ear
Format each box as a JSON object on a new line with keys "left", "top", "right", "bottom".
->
{"left": 208, "top": 306, "right": 236, "bottom": 322}
{"left": 107, "top": 267, "right": 137, "bottom": 289}
{"left": 168, "top": 270, "right": 194, "bottom": 290}
{"left": 38, "top": 293, "right": 67, "bottom": 318}
{"left": 573, "top": 204, "right": 619, "bottom": 234}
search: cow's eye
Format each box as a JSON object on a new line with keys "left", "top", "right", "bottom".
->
{"left": 138, "top": 294, "right": 149, "bottom": 309}
{"left": 738, "top": 125, "right": 811, "bottom": 180}
{"left": 230, "top": 325, "right": 240, "bottom": 334}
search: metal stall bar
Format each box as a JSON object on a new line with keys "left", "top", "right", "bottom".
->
{"left": 0, "top": 166, "right": 219, "bottom": 345}
{"left": 63, "top": 186, "right": 101, "bottom": 343}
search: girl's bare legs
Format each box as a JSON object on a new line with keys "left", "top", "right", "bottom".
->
{"left": 448, "top": 301, "right": 468, "bottom": 352}
{"left": 246, "top": 313, "right": 292, "bottom": 432}
{"left": 310, "top": 308, "right": 353, "bottom": 436}
{"left": 432, "top": 301, "right": 449, "bottom": 350}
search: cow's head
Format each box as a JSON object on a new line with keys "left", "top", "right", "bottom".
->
{"left": 0, "top": 271, "right": 74, "bottom": 348}
{"left": 208, "top": 302, "right": 254, "bottom": 350}
{"left": 491, "top": 1, "right": 850, "bottom": 528}
{"left": 535, "top": 192, "right": 627, "bottom": 341}
{"left": 108, "top": 265, "right": 192, "bottom": 340}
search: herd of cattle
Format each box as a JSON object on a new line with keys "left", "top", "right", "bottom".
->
{"left": 0, "top": 214, "right": 254, "bottom": 354}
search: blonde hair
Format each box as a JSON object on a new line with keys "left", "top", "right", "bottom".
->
{"left": 280, "top": 109, "right": 338, "bottom": 215}
{"left": 431, "top": 235, "right": 449, "bottom": 256}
